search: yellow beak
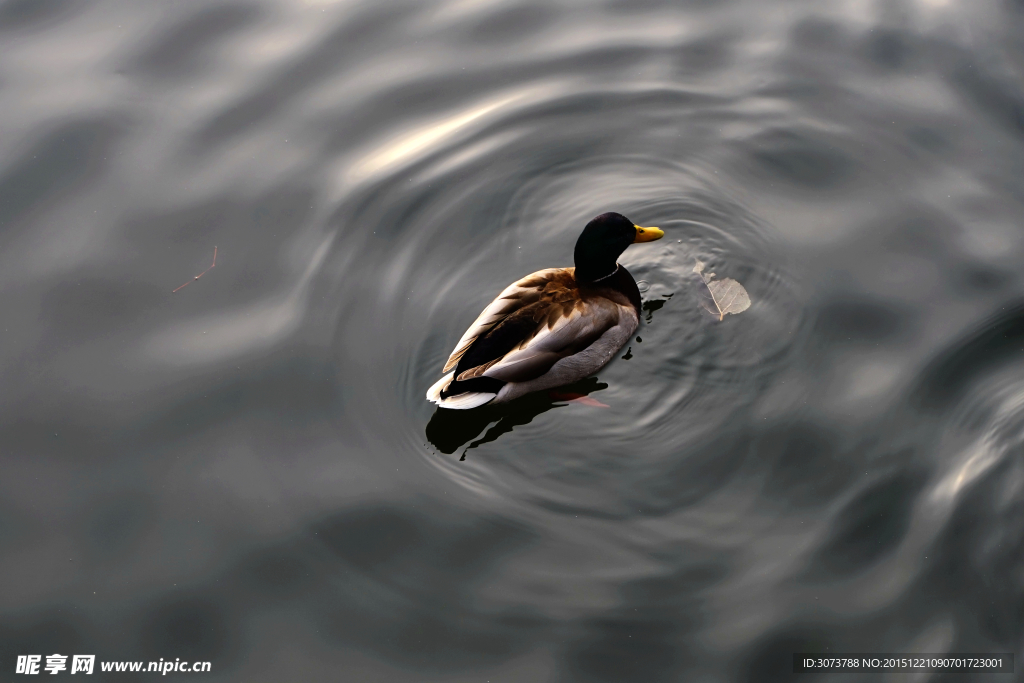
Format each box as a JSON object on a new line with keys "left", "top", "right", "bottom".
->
{"left": 633, "top": 225, "right": 664, "bottom": 243}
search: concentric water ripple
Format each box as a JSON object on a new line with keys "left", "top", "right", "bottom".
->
{"left": 321, "top": 76, "right": 805, "bottom": 515}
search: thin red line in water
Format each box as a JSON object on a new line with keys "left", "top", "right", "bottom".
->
{"left": 172, "top": 246, "right": 217, "bottom": 293}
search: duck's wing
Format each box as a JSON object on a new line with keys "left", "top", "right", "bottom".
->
{"left": 444, "top": 269, "right": 622, "bottom": 390}
{"left": 441, "top": 268, "right": 565, "bottom": 374}
{"left": 472, "top": 299, "right": 621, "bottom": 383}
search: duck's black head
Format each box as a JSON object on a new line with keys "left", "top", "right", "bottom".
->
{"left": 573, "top": 212, "right": 663, "bottom": 283}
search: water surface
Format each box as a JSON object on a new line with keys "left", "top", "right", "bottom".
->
{"left": 1, "top": 0, "right": 1023, "bottom": 680}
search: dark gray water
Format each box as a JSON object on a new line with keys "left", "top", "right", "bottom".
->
{"left": 2, "top": 0, "right": 1023, "bottom": 680}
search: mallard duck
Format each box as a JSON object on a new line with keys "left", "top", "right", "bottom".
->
{"left": 426, "top": 212, "right": 664, "bottom": 409}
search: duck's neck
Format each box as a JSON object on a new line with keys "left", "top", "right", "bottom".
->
{"left": 574, "top": 247, "right": 622, "bottom": 284}
{"left": 579, "top": 263, "right": 619, "bottom": 283}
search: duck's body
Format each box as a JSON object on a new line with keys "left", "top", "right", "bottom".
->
{"left": 427, "top": 213, "right": 663, "bottom": 409}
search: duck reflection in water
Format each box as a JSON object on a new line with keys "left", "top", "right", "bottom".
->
{"left": 426, "top": 377, "right": 609, "bottom": 459}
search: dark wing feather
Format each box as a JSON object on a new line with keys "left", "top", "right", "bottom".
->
{"left": 454, "top": 301, "right": 549, "bottom": 379}
{"left": 441, "top": 269, "right": 561, "bottom": 374}
{"left": 440, "top": 305, "right": 547, "bottom": 398}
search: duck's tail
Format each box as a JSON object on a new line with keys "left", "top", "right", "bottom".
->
{"left": 426, "top": 372, "right": 497, "bottom": 410}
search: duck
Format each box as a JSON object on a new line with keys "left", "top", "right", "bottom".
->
{"left": 426, "top": 212, "right": 664, "bottom": 409}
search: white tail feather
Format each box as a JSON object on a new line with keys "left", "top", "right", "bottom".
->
{"left": 426, "top": 372, "right": 454, "bottom": 402}
{"left": 425, "top": 371, "right": 496, "bottom": 409}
